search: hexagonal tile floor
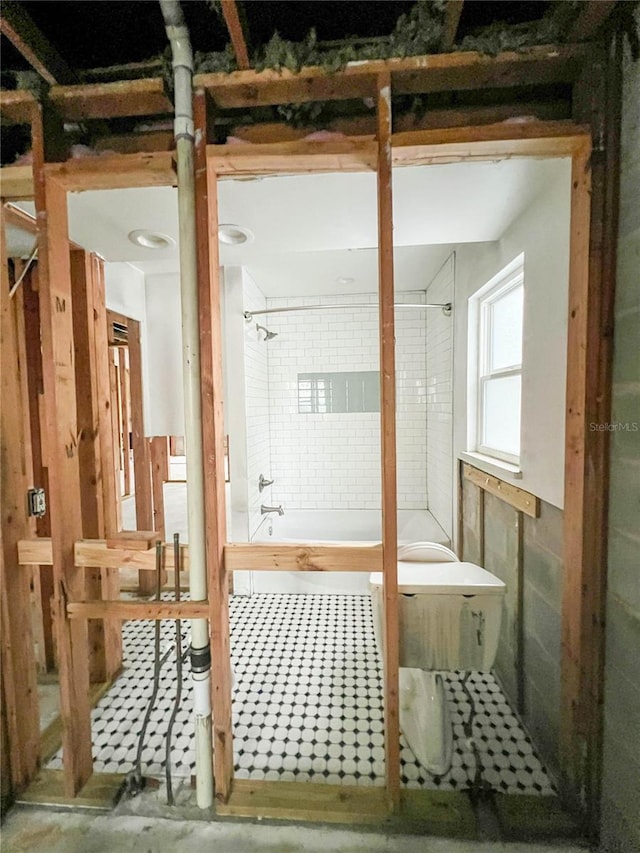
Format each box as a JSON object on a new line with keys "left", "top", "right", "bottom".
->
{"left": 47, "top": 593, "right": 555, "bottom": 795}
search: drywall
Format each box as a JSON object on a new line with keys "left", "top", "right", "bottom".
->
{"left": 453, "top": 158, "right": 571, "bottom": 509}
{"left": 143, "top": 272, "right": 184, "bottom": 437}
{"left": 104, "top": 262, "right": 151, "bottom": 435}
{"left": 426, "top": 255, "right": 454, "bottom": 538}
{"left": 601, "top": 33, "right": 640, "bottom": 853}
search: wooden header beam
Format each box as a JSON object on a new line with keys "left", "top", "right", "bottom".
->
{"left": 221, "top": 0, "right": 250, "bottom": 70}
{"left": 1, "top": 44, "right": 589, "bottom": 124}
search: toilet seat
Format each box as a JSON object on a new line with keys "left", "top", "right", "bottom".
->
{"left": 397, "top": 542, "right": 459, "bottom": 563}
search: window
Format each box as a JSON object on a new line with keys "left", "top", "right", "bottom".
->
{"left": 473, "top": 258, "right": 524, "bottom": 465}
{"left": 298, "top": 371, "right": 380, "bottom": 414}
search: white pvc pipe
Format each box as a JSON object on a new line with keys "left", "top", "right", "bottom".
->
{"left": 159, "top": 0, "right": 213, "bottom": 809}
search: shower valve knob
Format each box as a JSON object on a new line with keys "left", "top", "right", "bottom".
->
{"left": 258, "top": 474, "right": 274, "bottom": 492}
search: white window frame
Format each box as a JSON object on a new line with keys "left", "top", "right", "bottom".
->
{"left": 473, "top": 257, "right": 524, "bottom": 466}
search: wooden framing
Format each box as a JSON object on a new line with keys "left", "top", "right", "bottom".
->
{"left": 220, "top": 0, "right": 250, "bottom": 71}
{"left": 127, "top": 317, "right": 155, "bottom": 594}
{"left": 376, "top": 71, "right": 401, "bottom": 812}
{"left": 462, "top": 463, "right": 540, "bottom": 518}
{"left": 34, "top": 170, "right": 93, "bottom": 796}
{"left": 195, "top": 88, "right": 234, "bottom": 804}
{"left": 0, "top": 36, "right": 618, "bottom": 827}
{"left": 1, "top": 209, "right": 40, "bottom": 792}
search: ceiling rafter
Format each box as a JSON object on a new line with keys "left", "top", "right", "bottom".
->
{"left": 220, "top": 0, "right": 250, "bottom": 71}
{"left": 0, "top": 0, "right": 77, "bottom": 85}
{"left": 569, "top": 0, "right": 618, "bottom": 42}
{"left": 442, "top": 1, "right": 464, "bottom": 52}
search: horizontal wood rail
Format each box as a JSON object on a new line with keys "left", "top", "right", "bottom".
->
{"left": 0, "top": 45, "right": 589, "bottom": 124}
{"left": 67, "top": 600, "right": 208, "bottom": 621}
{"left": 18, "top": 538, "right": 382, "bottom": 572}
{"left": 1, "top": 121, "right": 588, "bottom": 202}
{"left": 225, "top": 542, "right": 382, "bottom": 572}
{"left": 462, "top": 462, "right": 540, "bottom": 517}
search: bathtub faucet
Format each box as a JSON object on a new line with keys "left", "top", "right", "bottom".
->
{"left": 261, "top": 504, "right": 284, "bottom": 516}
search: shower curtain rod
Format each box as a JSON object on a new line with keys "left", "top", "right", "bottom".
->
{"left": 244, "top": 302, "right": 452, "bottom": 320}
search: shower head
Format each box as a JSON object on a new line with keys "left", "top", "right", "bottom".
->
{"left": 256, "top": 323, "right": 278, "bottom": 341}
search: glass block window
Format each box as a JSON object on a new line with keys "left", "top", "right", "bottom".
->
{"left": 298, "top": 371, "right": 380, "bottom": 414}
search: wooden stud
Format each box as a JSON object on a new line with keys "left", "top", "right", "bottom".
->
{"left": 21, "top": 263, "right": 56, "bottom": 670}
{"left": 568, "top": 1, "right": 617, "bottom": 42}
{"left": 107, "top": 348, "right": 123, "bottom": 533}
{"left": 119, "top": 347, "right": 132, "bottom": 496}
{"left": 196, "top": 88, "right": 234, "bottom": 803}
{"left": 442, "top": 1, "right": 464, "bottom": 52}
{"left": 70, "top": 248, "right": 111, "bottom": 684}
{"left": 225, "top": 543, "right": 382, "bottom": 572}
{"left": 0, "top": 209, "right": 41, "bottom": 792}
{"left": 462, "top": 463, "right": 540, "bottom": 518}
{"left": 127, "top": 318, "right": 155, "bottom": 595}
{"left": 376, "top": 71, "right": 401, "bottom": 812}
{"left": 149, "top": 437, "right": 167, "bottom": 542}
{"left": 34, "top": 170, "right": 93, "bottom": 796}
{"left": 561, "top": 38, "right": 621, "bottom": 828}
{"left": 0, "top": 1, "right": 77, "bottom": 86}
{"left": 221, "top": 0, "right": 250, "bottom": 70}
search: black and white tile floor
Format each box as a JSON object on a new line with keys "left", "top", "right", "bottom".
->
{"left": 47, "top": 593, "right": 555, "bottom": 796}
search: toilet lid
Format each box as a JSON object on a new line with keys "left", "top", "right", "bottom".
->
{"left": 369, "top": 561, "right": 506, "bottom": 595}
{"left": 397, "top": 542, "right": 459, "bottom": 563}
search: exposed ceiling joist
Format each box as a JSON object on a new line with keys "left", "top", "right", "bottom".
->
{"left": 0, "top": 0, "right": 77, "bottom": 85}
{"left": 221, "top": 0, "right": 250, "bottom": 71}
{"left": 442, "top": 1, "right": 464, "bottom": 51}
{"left": 569, "top": 0, "right": 618, "bottom": 42}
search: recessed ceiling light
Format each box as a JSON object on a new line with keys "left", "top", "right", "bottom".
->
{"left": 128, "top": 229, "right": 175, "bottom": 250}
{"left": 336, "top": 276, "right": 355, "bottom": 285}
{"left": 218, "top": 224, "right": 254, "bottom": 245}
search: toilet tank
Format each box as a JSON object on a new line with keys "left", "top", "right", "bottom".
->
{"left": 370, "top": 561, "right": 506, "bottom": 672}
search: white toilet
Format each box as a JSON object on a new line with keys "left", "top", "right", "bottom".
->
{"left": 370, "top": 542, "right": 506, "bottom": 776}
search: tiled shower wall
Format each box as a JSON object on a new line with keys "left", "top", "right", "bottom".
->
{"left": 243, "top": 272, "right": 272, "bottom": 536}
{"left": 425, "top": 255, "right": 454, "bottom": 538}
{"left": 265, "top": 292, "right": 428, "bottom": 511}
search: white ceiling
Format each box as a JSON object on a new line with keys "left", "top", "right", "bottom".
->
{"left": 9, "top": 158, "right": 568, "bottom": 296}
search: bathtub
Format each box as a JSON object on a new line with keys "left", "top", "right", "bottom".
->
{"left": 235, "top": 509, "right": 450, "bottom": 595}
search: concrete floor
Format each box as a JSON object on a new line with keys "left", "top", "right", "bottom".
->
{"left": 1, "top": 807, "right": 589, "bottom": 853}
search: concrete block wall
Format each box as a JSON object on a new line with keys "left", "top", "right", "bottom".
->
{"left": 600, "top": 31, "right": 640, "bottom": 853}
{"left": 426, "top": 255, "right": 454, "bottom": 538}
{"left": 460, "top": 474, "right": 563, "bottom": 779}
{"left": 521, "top": 501, "right": 563, "bottom": 780}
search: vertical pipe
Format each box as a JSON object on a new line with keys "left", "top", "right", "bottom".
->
{"left": 159, "top": 0, "right": 213, "bottom": 809}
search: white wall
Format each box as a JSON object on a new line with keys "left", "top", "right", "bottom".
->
{"left": 426, "top": 255, "right": 455, "bottom": 538}
{"left": 222, "top": 267, "right": 273, "bottom": 549}
{"left": 104, "top": 262, "right": 152, "bottom": 435}
{"left": 144, "top": 272, "right": 184, "bottom": 436}
{"left": 243, "top": 273, "right": 273, "bottom": 537}
{"left": 453, "top": 159, "right": 571, "bottom": 510}
{"left": 264, "top": 292, "right": 428, "bottom": 512}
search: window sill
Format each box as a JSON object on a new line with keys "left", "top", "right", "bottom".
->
{"left": 459, "top": 451, "right": 523, "bottom": 480}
